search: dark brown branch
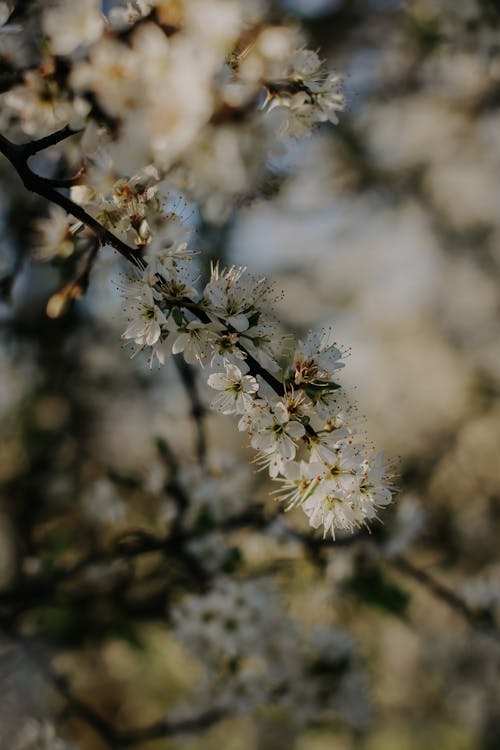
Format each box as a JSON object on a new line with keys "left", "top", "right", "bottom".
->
{"left": 45, "top": 165, "right": 85, "bottom": 188}
{"left": 0, "top": 129, "right": 289, "bottom": 396}
{"left": 0, "top": 71, "right": 25, "bottom": 94}
{"left": 174, "top": 358, "right": 207, "bottom": 464}
{"left": 2, "top": 632, "right": 119, "bottom": 748}
{"left": 46, "top": 235, "right": 100, "bottom": 319}
{"left": 5, "top": 629, "right": 225, "bottom": 748}
{"left": 22, "top": 125, "right": 78, "bottom": 156}
{"left": 390, "top": 555, "right": 500, "bottom": 643}
{"left": 115, "top": 710, "right": 225, "bottom": 746}
{"left": 0, "top": 132, "right": 145, "bottom": 269}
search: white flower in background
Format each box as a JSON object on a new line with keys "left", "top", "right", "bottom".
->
{"left": 292, "top": 49, "right": 322, "bottom": 78}
{"left": 172, "top": 578, "right": 276, "bottom": 661}
{"left": 171, "top": 579, "right": 365, "bottom": 721}
{"left": 207, "top": 363, "right": 259, "bottom": 414}
{"left": 33, "top": 207, "right": 80, "bottom": 261}
{"left": 273, "top": 92, "right": 319, "bottom": 139}
{"left": 81, "top": 479, "right": 126, "bottom": 526}
{"left": 179, "top": 453, "right": 252, "bottom": 523}
{"left": 310, "top": 626, "right": 353, "bottom": 664}
{"left": 70, "top": 37, "right": 139, "bottom": 118}
{"left": 4, "top": 72, "right": 87, "bottom": 136}
{"left": 384, "top": 494, "right": 425, "bottom": 558}
{"left": 263, "top": 45, "right": 344, "bottom": 136}
{"left": 462, "top": 572, "right": 500, "bottom": 622}
{"left": 137, "top": 28, "right": 216, "bottom": 170}
{"left": 186, "top": 533, "right": 233, "bottom": 574}
{"left": 13, "top": 719, "right": 77, "bottom": 750}
{"left": 43, "top": 0, "right": 104, "bottom": 57}
{"left": 108, "top": 0, "right": 151, "bottom": 30}
{"left": 171, "top": 577, "right": 299, "bottom": 715}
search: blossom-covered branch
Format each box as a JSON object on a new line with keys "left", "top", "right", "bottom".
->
{"left": 0, "top": 0, "right": 394, "bottom": 539}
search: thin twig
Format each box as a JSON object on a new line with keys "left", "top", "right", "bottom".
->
{"left": 23, "top": 125, "right": 79, "bottom": 156}
{"left": 115, "top": 710, "right": 225, "bottom": 747}
{"left": 174, "top": 357, "right": 207, "bottom": 465}
{"left": 0, "top": 132, "right": 145, "bottom": 269}
{"left": 390, "top": 555, "right": 500, "bottom": 643}
{"left": 45, "top": 235, "right": 100, "bottom": 319}
{"left": 3, "top": 628, "right": 225, "bottom": 748}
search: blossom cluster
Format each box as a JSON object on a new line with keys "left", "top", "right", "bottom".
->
{"left": 171, "top": 578, "right": 369, "bottom": 726}
{"left": 0, "top": 0, "right": 393, "bottom": 537}
{"left": 1, "top": 0, "right": 344, "bottom": 221}
{"left": 120, "top": 238, "right": 394, "bottom": 538}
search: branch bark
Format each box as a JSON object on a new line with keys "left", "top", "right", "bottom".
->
{"left": 0, "top": 131, "right": 145, "bottom": 268}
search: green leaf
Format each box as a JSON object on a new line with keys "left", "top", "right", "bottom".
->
{"left": 172, "top": 307, "right": 184, "bottom": 327}
{"left": 247, "top": 311, "right": 261, "bottom": 328}
{"left": 347, "top": 562, "right": 410, "bottom": 618}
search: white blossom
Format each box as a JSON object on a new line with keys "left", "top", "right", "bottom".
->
{"left": 33, "top": 207, "right": 80, "bottom": 261}
{"left": 207, "top": 363, "right": 259, "bottom": 414}
{"left": 11, "top": 0, "right": 392, "bottom": 540}
{"left": 301, "top": 450, "right": 393, "bottom": 538}
{"left": 249, "top": 401, "right": 306, "bottom": 477}
{"left": 43, "top": 0, "right": 104, "bottom": 57}
{"left": 121, "top": 280, "right": 167, "bottom": 348}
{"left": 170, "top": 320, "right": 218, "bottom": 366}
{"left": 293, "top": 328, "right": 344, "bottom": 386}
{"left": 203, "top": 264, "right": 274, "bottom": 331}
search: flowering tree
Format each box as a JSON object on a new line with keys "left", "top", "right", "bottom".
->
{"left": 0, "top": 1, "right": 499, "bottom": 749}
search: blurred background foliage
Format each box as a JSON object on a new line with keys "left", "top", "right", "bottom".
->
{"left": 1, "top": 0, "right": 500, "bottom": 748}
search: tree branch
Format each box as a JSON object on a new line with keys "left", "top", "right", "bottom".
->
{"left": 115, "top": 710, "right": 225, "bottom": 747}
{"left": 0, "top": 129, "right": 288, "bottom": 399}
{"left": 174, "top": 358, "right": 207, "bottom": 465}
{"left": 0, "top": 132, "right": 145, "bottom": 269}
{"left": 22, "top": 125, "right": 79, "bottom": 156}
{"left": 389, "top": 555, "right": 500, "bottom": 643}
{"left": 4, "top": 629, "right": 225, "bottom": 748}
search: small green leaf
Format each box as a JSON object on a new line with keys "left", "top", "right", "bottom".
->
{"left": 172, "top": 307, "right": 184, "bottom": 327}
{"left": 347, "top": 562, "right": 410, "bottom": 618}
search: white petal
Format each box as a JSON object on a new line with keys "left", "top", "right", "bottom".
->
{"left": 287, "top": 420, "right": 305, "bottom": 439}
{"left": 273, "top": 402, "right": 289, "bottom": 424}
{"left": 241, "top": 375, "right": 259, "bottom": 394}
{"left": 172, "top": 333, "right": 187, "bottom": 354}
{"left": 225, "top": 363, "right": 242, "bottom": 382}
{"left": 207, "top": 372, "right": 229, "bottom": 391}
{"left": 277, "top": 435, "right": 297, "bottom": 462}
{"left": 228, "top": 314, "right": 250, "bottom": 332}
